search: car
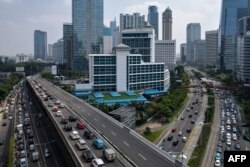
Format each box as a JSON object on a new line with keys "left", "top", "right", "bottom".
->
{"left": 84, "top": 130, "right": 94, "bottom": 139}
{"left": 45, "top": 148, "right": 50, "bottom": 157}
{"left": 227, "top": 119, "right": 231, "bottom": 125}
{"left": 232, "top": 126, "right": 237, "bottom": 133}
{"left": 217, "top": 147, "right": 222, "bottom": 153}
{"left": 182, "top": 137, "right": 187, "bottom": 142}
{"left": 64, "top": 123, "right": 73, "bottom": 131}
{"left": 195, "top": 110, "right": 198, "bottom": 115}
{"left": 60, "top": 118, "right": 69, "bottom": 124}
{"left": 2, "top": 122, "right": 7, "bottom": 126}
{"left": 0, "top": 139, "right": 4, "bottom": 145}
{"left": 47, "top": 103, "right": 53, "bottom": 107}
{"left": 226, "top": 133, "right": 231, "bottom": 139}
{"left": 232, "top": 133, "right": 237, "bottom": 141}
{"left": 52, "top": 106, "right": 58, "bottom": 112}
{"left": 171, "top": 128, "right": 176, "bottom": 133}
{"left": 178, "top": 131, "right": 182, "bottom": 136}
{"left": 167, "top": 135, "right": 173, "bottom": 141}
{"left": 70, "top": 130, "right": 80, "bottom": 140}
{"left": 69, "top": 115, "right": 77, "bottom": 122}
{"left": 82, "top": 149, "right": 94, "bottom": 162}
{"left": 186, "top": 128, "right": 191, "bottom": 133}
{"left": 188, "top": 114, "right": 192, "bottom": 118}
{"left": 76, "top": 139, "right": 88, "bottom": 150}
{"left": 226, "top": 125, "right": 231, "bottom": 131}
{"left": 172, "top": 139, "right": 179, "bottom": 146}
{"left": 217, "top": 141, "right": 222, "bottom": 147}
{"left": 76, "top": 122, "right": 86, "bottom": 129}
{"left": 191, "top": 106, "right": 194, "bottom": 110}
{"left": 214, "top": 160, "right": 221, "bottom": 167}
{"left": 91, "top": 158, "right": 105, "bottom": 167}
{"left": 19, "top": 150, "right": 26, "bottom": 158}
{"left": 93, "top": 138, "right": 104, "bottom": 149}
{"left": 180, "top": 115, "right": 184, "bottom": 120}
{"left": 55, "top": 111, "right": 62, "bottom": 117}
{"left": 215, "top": 153, "right": 221, "bottom": 160}
{"left": 235, "top": 143, "right": 241, "bottom": 150}
{"left": 59, "top": 103, "right": 65, "bottom": 108}
{"left": 226, "top": 138, "right": 231, "bottom": 145}
{"left": 191, "top": 119, "right": 195, "bottom": 124}
{"left": 29, "top": 144, "right": 35, "bottom": 151}
{"left": 55, "top": 100, "right": 61, "bottom": 105}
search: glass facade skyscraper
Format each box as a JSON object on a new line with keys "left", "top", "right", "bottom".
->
{"left": 63, "top": 23, "right": 73, "bottom": 69}
{"left": 148, "top": 6, "right": 159, "bottom": 39}
{"left": 72, "top": 0, "right": 103, "bottom": 71}
{"left": 34, "top": 30, "right": 47, "bottom": 60}
{"left": 219, "top": 0, "right": 250, "bottom": 71}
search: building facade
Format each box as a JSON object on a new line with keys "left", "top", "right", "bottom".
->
{"left": 34, "top": 30, "right": 47, "bottom": 60}
{"left": 120, "top": 13, "right": 146, "bottom": 32}
{"left": 205, "top": 30, "right": 218, "bottom": 67}
{"left": 52, "top": 39, "right": 64, "bottom": 64}
{"left": 219, "top": 0, "right": 250, "bottom": 72}
{"left": 113, "top": 27, "right": 121, "bottom": 48}
{"left": 103, "top": 36, "right": 113, "bottom": 54}
{"left": 63, "top": 23, "right": 73, "bottom": 69}
{"left": 89, "top": 44, "right": 170, "bottom": 92}
{"left": 110, "top": 18, "right": 117, "bottom": 48}
{"left": 193, "top": 40, "right": 206, "bottom": 65}
{"left": 72, "top": 0, "right": 103, "bottom": 70}
{"left": 148, "top": 6, "right": 159, "bottom": 39}
{"left": 16, "top": 54, "right": 29, "bottom": 63}
{"left": 155, "top": 40, "right": 176, "bottom": 70}
{"left": 180, "top": 43, "right": 187, "bottom": 63}
{"left": 237, "top": 16, "right": 250, "bottom": 83}
{"left": 121, "top": 26, "right": 155, "bottom": 63}
{"left": 186, "top": 23, "right": 201, "bottom": 63}
{"left": 162, "top": 7, "right": 172, "bottom": 40}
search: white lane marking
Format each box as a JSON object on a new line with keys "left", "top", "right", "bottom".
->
{"left": 94, "top": 118, "right": 98, "bottom": 121}
{"left": 123, "top": 141, "right": 130, "bottom": 147}
{"left": 139, "top": 154, "right": 147, "bottom": 160}
{"left": 101, "top": 124, "right": 106, "bottom": 128}
{"left": 111, "top": 131, "right": 116, "bottom": 136}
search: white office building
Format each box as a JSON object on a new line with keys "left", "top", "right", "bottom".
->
{"left": 103, "top": 36, "right": 113, "bottom": 54}
{"left": 89, "top": 44, "right": 170, "bottom": 92}
{"left": 155, "top": 40, "right": 176, "bottom": 70}
{"left": 16, "top": 54, "right": 29, "bottom": 63}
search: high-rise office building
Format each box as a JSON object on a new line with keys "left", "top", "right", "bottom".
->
{"left": 148, "top": 6, "right": 159, "bottom": 39}
{"left": 219, "top": 0, "right": 250, "bottom": 72}
{"left": 155, "top": 40, "right": 176, "bottom": 70}
{"left": 180, "top": 43, "right": 187, "bottom": 63}
{"left": 162, "top": 7, "right": 172, "bottom": 40}
{"left": 113, "top": 27, "right": 121, "bottom": 47}
{"left": 186, "top": 23, "right": 201, "bottom": 63}
{"left": 237, "top": 16, "right": 250, "bottom": 83}
{"left": 121, "top": 26, "right": 155, "bottom": 63}
{"left": 72, "top": 0, "right": 103, "bottom": 71}
{"left": 52, "top": 39, "right": 64, "bottom": 64}
{"left": 63, "top": 23, "right": 73, "bottom": 69}
{"left": 205, "top": 30, "right": 218, "bottom": 67}
{"left": 110, "top": 18, "right": 117, "bottom": 48}
{"left": 193, "top": 40, "right": 206, "bottom": 65}
{"left": 120, "top": 13, "right": 146, "bottom": 32}
{"left": 34, "top": 30, "right": 47, "bottom": 60}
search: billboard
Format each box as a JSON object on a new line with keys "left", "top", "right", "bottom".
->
{"left": 51, "top": 65, "right": 57, "bottom": 75}
{"left": 16, "top": 67, "right": 24, "bottom": 72}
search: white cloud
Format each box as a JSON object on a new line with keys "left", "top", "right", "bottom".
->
{"left": 0, "top": 0, "right": 21, "bottom": 4}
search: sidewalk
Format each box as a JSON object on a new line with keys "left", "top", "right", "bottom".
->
{"left": 201, "top": 95, "right": 220, "bottom": 167}
{"left": 182, "top": 89, "right": 208, "bottom": 165}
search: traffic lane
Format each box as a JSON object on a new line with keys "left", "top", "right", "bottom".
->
{"left": 43, "top": 97, "right": 124, "bottom": 167}
{"left": 43, "top": 85, "right": 176, "bottom": 167}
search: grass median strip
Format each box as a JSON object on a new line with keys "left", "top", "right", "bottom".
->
{"left": 8, "top": 136, "right": 14, "bottom": 167}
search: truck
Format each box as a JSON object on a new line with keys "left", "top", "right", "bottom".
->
{"left": 103, "top": 148, "right": 116, "bottom": 161}
{"left": 32, "top": 151, "right": 39, "bottom": 161}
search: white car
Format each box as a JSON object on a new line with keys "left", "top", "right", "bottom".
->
{"left": 76, "top": 139, "right": 87, "bottom": 150}
{"left": 214, "top": 159, "right": 221, "bottom": 167}
{"left": 91, "top": 159, "right": 105, "bottom": 167}
{"left": 55, "top": 111, "right": 62, "bottom": 117}
{"left": 55, "top": 100, "right": 61, "bottom": 105}
{"left": 232, "top": 133, "right": 237, "bottom": 141}
{"left": 226, "top": 133, "right": 231, "bottom": 139}
{"left": 227, "top": 138, "right": 231, "bottom": 145}
{"left": 70, "top": 130, "right": 80, "bottom": 140}
{"left": 227, "top": 119, "right": 231, "bottom": 125}
{"left": 59, "top": 103, "right": 65, "bottom": 108}
{"left": 226, "top": 125, "right": 231, "bottom": 131}
{"left": 182, "top": 137, "right": 187, "bottom": 142}
{"left": 178, "top": 131, "right": 182, "bottom": 136}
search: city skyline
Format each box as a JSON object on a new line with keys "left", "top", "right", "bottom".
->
{"left": 0, "top": 0, "right": 220, "bottom": 56}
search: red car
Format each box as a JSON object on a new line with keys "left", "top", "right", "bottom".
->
{"left": 52, "top": 106, "right": 58, "bottom": 112}
{"left": 171, "top": 128, "right": 176, "bottom": 133}
{"left": 76, "top": 122, "right": 86, "bottom": 129}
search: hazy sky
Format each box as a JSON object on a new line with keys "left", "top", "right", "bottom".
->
{"left": 0, "top": 0, "right": 221, "bottom": 56}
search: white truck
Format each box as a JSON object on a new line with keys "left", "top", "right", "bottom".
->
{"left": 103, "top": 148, "right": 116, "bottom": 161}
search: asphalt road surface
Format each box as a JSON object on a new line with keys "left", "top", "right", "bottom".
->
{"left": 31, "top": 76, "right": 178, "bottom": 167}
